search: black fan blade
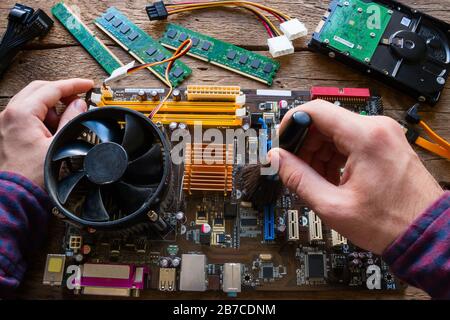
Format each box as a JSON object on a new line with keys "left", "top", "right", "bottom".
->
{"left": 82, "top": 187, "right": 110, "bottom": 221}
{"left": 121, "top": 114, "right": 151, "bottom": 158}
{"left": 52, "top": 140, "right": 93, "bottom": 161}
{"left": 57, "top": 171, "right": 85, "bottom": 204}
{"left": 81, "top": 119, "right": 122, "bottom": 143}
{"left": 124, "top": 144, "right": 163, "bottom": 183}
{"left": 112, "top": 181, "right": 156, "bottom": 214}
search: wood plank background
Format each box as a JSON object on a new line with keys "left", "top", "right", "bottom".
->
{"left": 0, "top": 0, "right": 449, "bottom": 299}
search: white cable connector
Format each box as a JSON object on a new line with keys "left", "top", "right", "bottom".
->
{"left": 103, "top": 61, "right": 136, "bottom": 85}
{"left": 267, "top": 35, "right": 294, "bottom": 58}
{"left": 280, "top": 19, "right": 308, "bottom": 40}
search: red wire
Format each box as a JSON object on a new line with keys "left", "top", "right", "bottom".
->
{"left": 169, "top": 2, "right": 277, "bottom": 37}
{"left": 169, "top": 1, "right": 287, "bottom": 22}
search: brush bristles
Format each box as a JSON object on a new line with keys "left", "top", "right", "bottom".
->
{"left": 240, "top": 164, "right": 283, "bottom": 208}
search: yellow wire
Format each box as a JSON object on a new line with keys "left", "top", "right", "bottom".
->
{"left": 168, "top": 4, "right": 282, "bottom": 36}
{"left": 149, "top": 39, "right": 193, "bottom": 119}
{"left": 167, "top": 1, "right": 291, "bottom": 20}
{"left": 416, "top": 136, "right": 450, "bottom": 160}
{"left": 419, "top": 120, "right": 450, "bottom": 152}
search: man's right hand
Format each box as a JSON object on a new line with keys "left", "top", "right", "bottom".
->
{"left": 269, "top": 100, "right": 444, "bottom": 255}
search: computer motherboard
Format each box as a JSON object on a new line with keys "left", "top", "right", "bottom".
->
{"left": 43, "top": 85, "right": 403, "bottom": 298}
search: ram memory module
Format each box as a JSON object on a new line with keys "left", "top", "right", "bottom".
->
{"left": 51, "top": 3, "right": 123, "bottom": 75}
{"left": 160, "top": 24, "right": 280, "bottom": 86}
{"left": 95, "top": 8, "right": 191, "bottom": 87}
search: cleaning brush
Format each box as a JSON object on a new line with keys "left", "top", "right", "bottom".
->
{"left": 241, "top": 111, "right": 312, "bottom": 208}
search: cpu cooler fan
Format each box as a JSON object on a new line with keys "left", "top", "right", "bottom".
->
{"left": 44, "top": 107, "right": 170, "bottom": 229}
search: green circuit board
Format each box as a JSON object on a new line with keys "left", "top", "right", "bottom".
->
{"left": 51, "top": 3, "right": 123, "bottom": 75}
{"left": 318, "top": 0, "right": 392, "bottom": 63}
{"left": 160, "top": 23, "right": 280, "bottom": 86}
{"left": 95, "top": 8, "right": 191, "bottom": 87}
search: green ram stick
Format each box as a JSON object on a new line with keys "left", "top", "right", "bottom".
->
{"left": 318, "top": 0, "right": 392, "bottom": 63}
{"left": 160, "top": 23, "right": 280, "bottom": 86}
{"left": 51, "top": 2, "right": 122, "bottom": 75}
{"left": 95, "top": 8, "right": 191, "bottom": 87}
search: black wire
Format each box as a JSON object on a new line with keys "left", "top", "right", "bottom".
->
{"left": 0, "top": 4, "right": 53, "bottom": 78}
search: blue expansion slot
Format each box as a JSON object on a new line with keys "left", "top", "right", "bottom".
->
{"left": 264, "top": 205, "right": 275, "bottom": 241}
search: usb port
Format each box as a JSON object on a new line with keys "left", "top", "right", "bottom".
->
{"left": 288, "top": 210, "right": 299, "bottom": 241}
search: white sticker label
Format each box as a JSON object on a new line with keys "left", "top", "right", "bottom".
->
{"left": 256, "top": 89, "right": 292, "bottom": 97}
{"left": 333, "top": 35, "right": 355, "bottom": 48}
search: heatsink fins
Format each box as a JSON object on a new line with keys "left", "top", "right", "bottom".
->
{"left": 183, "top": 143, "right": 234, "bottom": 195}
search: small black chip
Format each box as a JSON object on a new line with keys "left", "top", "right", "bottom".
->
{"left": 128, "top": 31, "right": 139, "bottom": 41}
{"left": 179, "top": 32, "right": 188, "bottom": 42}
{"left": 112, "top": 19, "right": 122, "bottom": 28}
{"left": 192, "top": 37, "right": 200, "bottom": 47}
{"left": 200, "top": 232, "right": 211, "bottom": 245}
{"left": 120, "top": 24, "right": 130, "bottom": 34}
{"left": 224, "top": 203, "right": 238, "bottom": 218}
{"left": 155, "top": 53, "right": 166, "bottom": 61}
{"left": 104, "top": 12, "right": 115, "bottom": 21}
{"left": 263, "top": 63, "right": 273, "bottom": 73}
{"left": 227, "top": 50, "right": 237, "bottom": 60}
{"left": 197, "top": 210, "right": 207, "bottom": 219}
{"left": 145, "top": 47, "right": 157, "bottom": 56}
{"left": 239, "top": 55, "right": 248, "bottom": 64}
{"left": 240, "top": 218, "right": 257, "bottom": 227}
{"left": 307, "top": 254, "right": 325, "bottom": 279}
{"left": 201, "top": 41, "right": 211, "bottom": 51}
{"left": 171, "top": 67, "right": 184, "bottom": 78}
{"left": 262, "top": 266, "right": 274, "bottom": 279}
{"left": 167, "top": 29, "right": 177, "bottom": 39}
{"left": 251, "top": 59, "right": 261, "bottom": 69}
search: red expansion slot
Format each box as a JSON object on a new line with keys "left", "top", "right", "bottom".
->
{"left": 311, "top": 87, "right": 371, "bottom": 101}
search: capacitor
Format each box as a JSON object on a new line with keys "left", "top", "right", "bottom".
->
{"left": 350, "top": 258, "right": 361, "bottom": 267}
{"left": 279, "top": 100, "right": 289, "bottom": 109}
{"left": 358, "top": 252, "right": 367, "bottom": 260}
{"left": 171, "top": 257, "right": 181, "bottom": 267}
{"left": 242, "top": 123, "right": 250, "bottom": 131}
{"left": 175, "top": 211, "right": 185, "bottom": 221}
{"left": 74, "top": 254, "right": 83, "bottom": 262}
{"left": 278, "top": 224, "right": 286, "bottom": 233}
{"left": 138, "top": 89, "right": 147, "bottom": 101}
{"left": 178, "top": 123, "right": 187, "bottom": 130}
{"left": 169, "top": 122, "right": 178, "bottom": 131}
{"left": 81, "top": 244, "right": 91, "bottom": 255}
{"left": 150, "top": 90, "right": 160, "bottom": 101}
{"left": 201, "top": 223, "right": 211, "bottom": 234}
{"left": 172, "top": 89, "right": 181, "bottom": 101}
{"left": 348, "top": 252, "right": 359, "bottom": 260}
{"left": 180, "top": 225, "right": 187, "bottom": 235}
{"left": 159, "top": 257, "right": 170, "bottom": 268}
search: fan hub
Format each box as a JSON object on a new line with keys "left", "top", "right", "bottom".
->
{"left": 84, "top": 142, "right": 128, "bottom": 185}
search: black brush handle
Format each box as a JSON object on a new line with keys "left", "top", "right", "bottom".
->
{"left": 279, "top": 111, "right": 312, "bottom": 154}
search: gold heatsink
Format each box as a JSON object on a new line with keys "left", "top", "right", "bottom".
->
{"left": 183, "top": 143, "right": 234, "bottom": 196}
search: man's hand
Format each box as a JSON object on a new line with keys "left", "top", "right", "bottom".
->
{"left": 269, "top": 100, "right": 444, "bottom": 254}
{"left": 0, "top": 79, "right": 94, "bottom": 188}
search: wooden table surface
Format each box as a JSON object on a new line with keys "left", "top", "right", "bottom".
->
{"left": 1, "top": 0, "right": 448, "bottom": 300}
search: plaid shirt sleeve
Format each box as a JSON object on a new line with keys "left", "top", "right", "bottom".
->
{"left": 0, "top": 171, "right": 51, "bottom": 292}
{"left": 383, "top": 191, "right": 450, "bottom": 299}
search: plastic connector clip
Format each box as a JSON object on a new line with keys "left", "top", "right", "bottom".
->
{"left": 280, "top": 19, "right": 308, "bottom": 40}
{"left": 146, "top": 1, "right": 168, "bottom": 21}
{"left": 267, "top": 35, "right": 294, "bottom": 58}
{"left": 103, "top": 61, "right": 135, "bottom": 85}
